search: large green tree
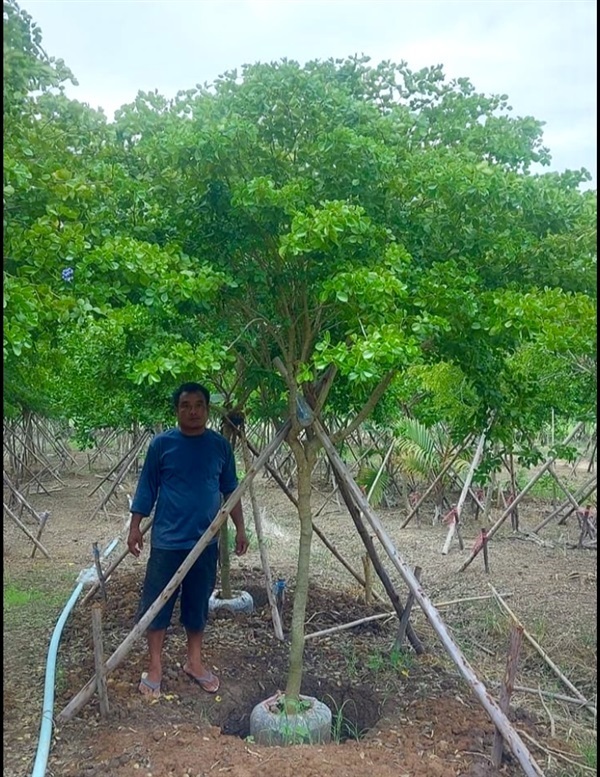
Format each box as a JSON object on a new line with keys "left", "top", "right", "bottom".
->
{"left": 4, "top": 6, "right": 596, "bottom": 705}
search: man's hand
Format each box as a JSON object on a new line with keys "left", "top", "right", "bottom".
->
{"left": 234, "top": 528, "right": 249, "bottom": 556}
{"left": 127, "top": 525, "right": 144, "bottom": 557}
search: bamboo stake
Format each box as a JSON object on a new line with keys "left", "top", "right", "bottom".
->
{"left": 243, "top": 432, "right": 386, "bottom": 604}
{"left": 305, "top": 611, "right": 396, "bottom": 641}
{"left": 490, "top": 586, "right": 595, "bottom": 715}
{"left": 362, "top": 554, "right": 373, "bottom": 604}
{"left": 459, "top": 422, "right": 585, "bottom": 571}
{"left": 533, "top": 477, "right": 596, "bottom": 533}
{"left": 400, "top": 437, "right": 473, "bottom": 528}
{"left": 315, "top": 420, "right": 544, "bottom": 777}
{"left": 57, "top": 421, "right": 290, "bottom": 723}
{"left": 547, "top": 464, "right": 584, "bottom": 512}
{"left": 81, "top": 519, "right": 153, "bottom": 606}
{"left": 393, "top": 566, "right": 421, "bottom": 651}
{"left": 92, "top": 542, "right": 107, "bottom": 601}
{"left": 492, "top": 625, "right": 523, "bottom": 767}
{"left": 240, "top": 433, "right": 284, "bottom": 641}
{"left": 333, "top": 462, "right": 424, "bottom": 654}
{"left": 3, "top": 503, "right": 51, "bottom": 559}
{"left": 434, "top": 592, "right": 512, "bottom": 608}
{"left": 3, "top": 471, "right": 44, "bottom": 524}
{"left": 88, "top": 432, "right": 151, "bottom": 520}
{"left": 442, "top": 428, "right": 488, "bottom": 555}
{"left": 518, "top": 730, "right": 597, "bottom": 774}
{"left": 498, "top": 684, "right": 597, "bottom": 710}
{"left": 481, "top": 529, "right": 490, "bottom": 574}
{"left": 30, "top": 511, "right": 50, "bottom": 559}
{"left": 91, "top": 605, "right": 110, "bottom": 717}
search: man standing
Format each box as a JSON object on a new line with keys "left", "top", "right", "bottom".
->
{"left": 128, "top": 382, "right": 248, "bottom": 698}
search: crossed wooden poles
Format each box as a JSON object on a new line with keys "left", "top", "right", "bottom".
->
{"left": 57, "top": 411, "right": 546, "bottom": 777}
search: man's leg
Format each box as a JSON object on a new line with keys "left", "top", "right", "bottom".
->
{"left": 181, "top": 543, "right": 219, "bottom": 692}
{"left": 137, "top": 548, "right": 183, "bottom": 696}
{"left": 183, "top": 629, "right": 218, "bottom": 691}
{"left": 141, "top": 628, "right": 167, "bottom": 694}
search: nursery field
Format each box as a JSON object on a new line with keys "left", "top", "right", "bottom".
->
{"left": 3, "top": 458, "right": 597, "bottom": 777}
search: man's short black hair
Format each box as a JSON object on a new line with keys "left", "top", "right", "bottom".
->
{"left": 172, "top": 382, "right": 210, "bottom": 409}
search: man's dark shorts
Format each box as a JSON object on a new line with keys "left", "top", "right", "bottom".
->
{"left": 137, "top": 543, "right": 219, "bottom": 632}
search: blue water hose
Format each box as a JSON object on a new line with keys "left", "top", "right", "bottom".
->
{"left": 31, "top": 537, "right": 120, "bottom": 777}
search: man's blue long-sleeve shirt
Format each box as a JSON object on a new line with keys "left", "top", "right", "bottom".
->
{"left": 131, "top": 427, "right": 238, "bottom": 550}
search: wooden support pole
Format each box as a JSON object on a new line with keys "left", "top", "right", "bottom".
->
{"left": 333, "top": 464, "right": 424, "bottom": 654}
{"left": 3, "top": 502, "right": 51, "bottom": 559}
{"left": 362, "top": 554, "right": 373, "bottom": 604}
{"left": 3, "top": 471, "right": 44, "bottom": 523}
{"left": 305, "top": 611, "right": 396, "bottom": 641}
{"left": 57, "top": 421, "right": 290, "bottom": 723}
{"left": 92, "top": 542, "right": 107, "bottom": 601}
{"left": 315, "top": 420, "right": 544, "bottom": 777}
{"left": 243, "top": 432, "right": 386, "bottom": 604}
{"left": 394, "top": 566, "right": 422, "bottom": 651}
{"left": 533, "top": 477, "right": 596, "bottom": 533}
{"left": 492, "top": 624, "right": 523, "bottom": 767}
{"left": 400, "top": 437, "right": 472, "bottom": 528}
{"left": 490, "top": 586, "right": 595, "bottom": 715}
{"left": 481, "top": 529, "right": 490, "bottom": 574}
{"left": 459, "top": 422, "right": 585, "bottom": 571}
{"left": 240, "top": 432, "right": 284, "bottom": 641}
{"left": 81, "top": 520, "right": 153, "bottom": 606}
{"left": 30, "top": 511, "right": 50, "bottom": 559}
{"left": 442, "top": 428, "right": 488, "bottom": 555}
{"left": 91, "top": 605, "right": 110, "bottom": 718}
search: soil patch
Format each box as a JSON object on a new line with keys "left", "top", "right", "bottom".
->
{"left": 3, "top": 461, "right": 597, "bottom": 777}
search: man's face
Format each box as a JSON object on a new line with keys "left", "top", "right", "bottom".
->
{"left": 176, "top": 391, "right": 209, "bottom": 434}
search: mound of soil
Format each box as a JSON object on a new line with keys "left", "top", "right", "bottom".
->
{"left": 44, "top": 569, "right": 549, "bottom": 777}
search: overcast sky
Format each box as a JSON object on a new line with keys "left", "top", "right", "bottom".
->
{"left": 23, "top": 0, "right": 597, "bottom": 188}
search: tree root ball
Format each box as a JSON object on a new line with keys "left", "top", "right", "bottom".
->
{"left": 208, "top": 590, "right": 254, "bottom": 615}
{"left": 249, "top": 693, "right": 332, "bottom": 745}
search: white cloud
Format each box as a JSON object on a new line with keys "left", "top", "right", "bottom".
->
{"left": 21, "top": 0, "right": 597, "bottom": 185}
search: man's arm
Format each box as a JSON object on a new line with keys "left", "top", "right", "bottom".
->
{"left": 127, "top": 439, "right": 160, "bottom": 556}
{"left": 127, "top": 512, "right": 145, "bottom": 557}
{"left": 224, "top": 494, "right": 248, "bottom": 556}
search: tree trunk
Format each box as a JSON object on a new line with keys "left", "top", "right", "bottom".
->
{"left": 283, "top": 455, "right": 313, "bottom": 706}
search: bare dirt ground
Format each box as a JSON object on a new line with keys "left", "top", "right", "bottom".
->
{"left": 3, "top": 455, "right": 597, "bottom": 777}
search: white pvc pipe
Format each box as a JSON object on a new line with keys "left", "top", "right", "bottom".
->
{"left": 31, "top": 537, "right": 120, "bottom": 777}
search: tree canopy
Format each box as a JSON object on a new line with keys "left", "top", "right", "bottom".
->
{"left": 4, "top": 0, "right": 596, "bottom": 445}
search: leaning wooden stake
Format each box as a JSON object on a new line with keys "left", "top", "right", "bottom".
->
{"left": 492, "top": 624, "right": 523, "bottom": 767}
{"left": 400, "top": 437, "right": 472, "bottom": 528}
{"left": 533, "top": 477, "right": 596, "bottom": 533}
{"left": 393, "top": 566, "right": 422, "bottom": 651}
{"left": 442, "top": 428, "right": 488, "bottom": 555}
{"left": 240, "top": 432, "right": 284, "bottom": 641}
{"left": 490, "top": 586, "right": 596, "bottom": 716}
{"left": 362, "top": 554, "right": 373, "bottom": 604}
{"left": 459, "top": 422, "right": 585, "bottom": 571}
{"left": 92, "top": 542, "right": 107, "bottom": 601}
{"left": 3, "top": 502, "right": 51, "bottom": 559}
{"left": 243, "top": 432, "right": 386, "bottom": 604}
{"left": 305, "top": 611, "right": 396, "bottom": 641}
{"left": 30, "top": 511, "right": 50, "bottom": 559}
{"left": 57, "top": 421, "right": 290, "bottom": 723}
{"left": 81, "top": 519, "right": 153, "bottom": 606}
{"left": 314, "top": 420, "right": 544, "bottom": 777}
{"left": 91, "top": 605, "right": 110, "bottom": 718}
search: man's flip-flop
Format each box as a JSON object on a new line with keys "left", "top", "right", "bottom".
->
{"left": 139, "top": 672, "right": 161, "bottom": 698}
{"left": 183, "top": 666, "right": 220, "bottom": 693}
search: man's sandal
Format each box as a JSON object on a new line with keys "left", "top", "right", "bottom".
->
{"left": 139, "top": 671, "right": 161, "bottom": 698}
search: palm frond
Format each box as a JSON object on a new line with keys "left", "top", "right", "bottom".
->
{"left": 356, "top": 467, "right": 390, "bottom": 508}
{"left": 394, "top": 417, "right": 440, "bottom": 477}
